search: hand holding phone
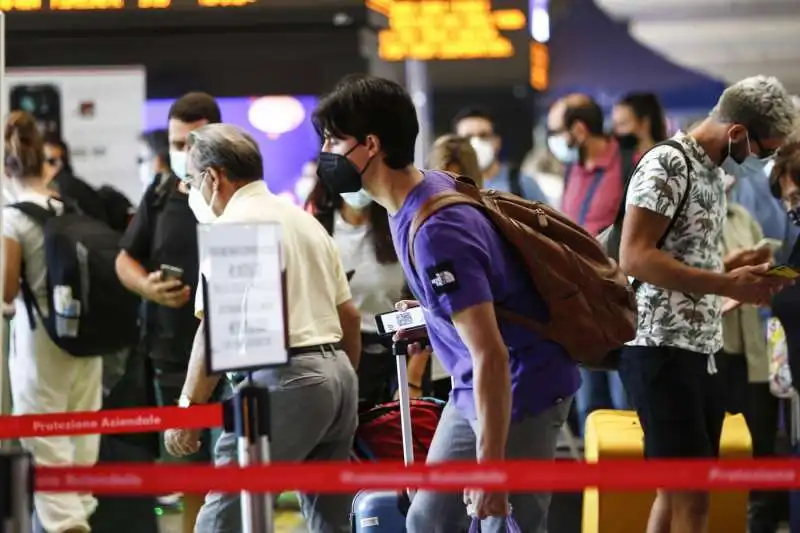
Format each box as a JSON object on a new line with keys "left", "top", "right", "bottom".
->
{"left": 160, "top": 264, "right": 184, "bottom": 282}
{"left": 143, "top": 267, "right": 189, "bottom": 308}
{"left": 725, "top": 263, "right": 795, "bottom": 306}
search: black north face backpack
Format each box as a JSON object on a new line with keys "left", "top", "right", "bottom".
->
{"left": 10, "top": 201, "right": 140, "bottom": 357}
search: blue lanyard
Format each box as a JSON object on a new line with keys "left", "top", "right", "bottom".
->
{"left": 577, "top": 169, "right": 605, "bottom": 227}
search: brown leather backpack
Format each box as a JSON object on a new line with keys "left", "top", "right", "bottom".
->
{"left": 408, "top": 174, "right": 637, "bottom": 368}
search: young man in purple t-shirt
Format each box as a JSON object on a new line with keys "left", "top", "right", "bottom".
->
{"left": 313, "top": 74, "right": 580, "bottom": 533}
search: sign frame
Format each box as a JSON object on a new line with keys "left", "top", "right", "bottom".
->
{"left": 199, "top": 221, "right": 290, "bottom": 376}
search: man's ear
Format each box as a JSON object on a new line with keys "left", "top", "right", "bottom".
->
{"left": 364, "top": 134, "right": 382, "bottom": 158}
{"left": 728, "top": 124, "right": 749, "bottom": 143}
{"left": 207, "top": 168, "right": 223, "bottom": 191}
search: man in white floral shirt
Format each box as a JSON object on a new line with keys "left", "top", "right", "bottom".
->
{"left": 618, "top": 75, "right": 796, "bottom": 533}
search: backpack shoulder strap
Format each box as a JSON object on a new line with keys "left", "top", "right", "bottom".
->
{"left": 619, "top": 145, "right": 636, "bottom": 185}
{"left": 407, "top": 190, "right": 482, "bottom": 269}
{"left": 7, "top": 201, "right": 58, "bottom": 226}
{"left": 6, "top": 202, "right": 57, "bottom": 332}
{"left": 653, "top": 139, "right": 693, "bottom": 248}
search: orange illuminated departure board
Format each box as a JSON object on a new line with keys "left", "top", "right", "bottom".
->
{"left": 0, "top": 0, "right": 254, "bottom": 10}
{"left": 367, "top": 0, "right": 526, "bottom": 61}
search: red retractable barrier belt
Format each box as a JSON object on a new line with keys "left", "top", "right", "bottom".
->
{"left": 33, "top": 459, "right": 800, "bottom": 494}
{"left": 0, "top": 404, "right": 222, "bottom": 439}
{"left": 5, "top": 405, "right": 800, "bottom": 494}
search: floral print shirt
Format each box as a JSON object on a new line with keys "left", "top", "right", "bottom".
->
{"left": 625, "top": 133, "right": 726, "bottom": 355}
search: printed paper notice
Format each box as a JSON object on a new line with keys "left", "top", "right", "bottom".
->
{"left": 198, "top": 222, "right": 288, "bottom": 374}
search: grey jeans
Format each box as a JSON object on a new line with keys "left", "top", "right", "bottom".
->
{"left": 406, "top": 397, "right": 572, "bottom": 533}
{"left": 194, "top": 349, "right": 359, "bottom": 533}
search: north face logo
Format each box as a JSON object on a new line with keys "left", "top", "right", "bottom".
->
{"left": 430, "top": 271, "right": 455, "bottom": 287}
{"left": 426, "top": 262, "right": 459, "bottom": 295}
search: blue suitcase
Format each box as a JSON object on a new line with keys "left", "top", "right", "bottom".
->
{"left": 351, "top": 351, "right": 416, "bottom": 532}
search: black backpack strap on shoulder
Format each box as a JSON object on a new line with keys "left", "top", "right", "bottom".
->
{"left": 619, "top": 145, "right": 637, "bottom": 186}
{"left": 508, "top": 166, "right": 522, "bottom": 197}
{"left": 6, "top": 202, "right": 57, "bottom": 331}
{"left": 7, "top": 201, "right": 58, "bottom": 226}
{"left": 654, "top": 139, "right": 693, "bottom": 249}
{"left": 627, "top": 139, "right": 693, "bottom": 291}
{"left": 18, "top": 273, "right": 42, "bottom": 331}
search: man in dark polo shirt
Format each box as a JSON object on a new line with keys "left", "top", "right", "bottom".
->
{"left": 547, "top": 94, "right": 629, "bottom": 435}
{"left": 114, "top": 92, "right": 222, "bottom": 533}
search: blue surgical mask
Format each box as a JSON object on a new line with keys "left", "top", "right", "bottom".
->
{"left": 547, "top": 135, "right": 578, "bottom": 165}
{"left": 340, "top": 189, "right": 373, "bottom": 210}
{"left": 170, "top": 150, "right": 188, "bottom": 180}
{"left": 720, "top": 131, "right": 755, "bottom": 178}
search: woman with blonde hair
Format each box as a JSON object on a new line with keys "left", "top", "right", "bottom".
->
{"left": 427, "top": 134, "right": 483, "bottom": 186}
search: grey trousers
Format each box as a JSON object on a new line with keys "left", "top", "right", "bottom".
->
{"left": 194, "top": 349, "right": 359, "bottom": 533}
{"left": 406, "top": 397, "right": 573, "bottom": 533}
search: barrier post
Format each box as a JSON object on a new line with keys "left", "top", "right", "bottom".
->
{"left": 198, "top": 221, "right": 288, "bottom": 533}
{"left": 229, "top": 379, "right": 272, "bottom": 533}
{"left": 0, "top": 450, "right": 33, "bottom": 533}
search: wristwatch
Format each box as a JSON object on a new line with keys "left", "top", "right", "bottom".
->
{"left": 177, "top": 394, "right": 196, "bottom": 408}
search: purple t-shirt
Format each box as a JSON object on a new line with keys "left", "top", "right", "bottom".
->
{"left": 389, "top": 170, "right": 580, "bottom": 421}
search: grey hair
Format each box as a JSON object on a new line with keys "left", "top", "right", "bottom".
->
{"left": 187, "top": 123, "right": 263, "bottom": 182}
{"left": 710, "top": 75, "right": 797, "bottom": 140}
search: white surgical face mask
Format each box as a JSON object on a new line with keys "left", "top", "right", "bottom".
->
{"left": 469, "top": 137, "right": 496, "bottom": 171}
{"left": 188, "top": 175, "right": 218, "bottom": 224}
{"left": 170, "top": 150, "right": 188, "bottom": 180}
{"left": 340, "top": 188, "right": 373, "bottom": 210}
{"left": 548, "top": 135, "right": 579, "bottom": 165}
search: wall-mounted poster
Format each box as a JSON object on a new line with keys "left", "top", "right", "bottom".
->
{"left": 2, "top": 66, "right": 146, "bottom": 205}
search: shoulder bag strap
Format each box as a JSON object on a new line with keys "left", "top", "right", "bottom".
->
{"left": 628, "top": 139, "right": 694, "bottom": 291}
{"left": 7, "top": 201, "right": 57, "bottom": 226}
{"left": 654, "top": 139, "right": 693, "bottom": 249}
{"left": 619, "top": 146, "right": 636, "bottom": 186}
{"left": 6, "top": 202, "right": 56, "bottom": 330}
{"left": 407, "top": 191, "right": 481, "bottom": 270}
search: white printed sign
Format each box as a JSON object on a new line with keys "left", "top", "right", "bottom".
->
{"left": 198, "top": 222, "right": 288, "bottom": 374}
{"left": 2, "top": 66, "right": 146, "bottom": 205}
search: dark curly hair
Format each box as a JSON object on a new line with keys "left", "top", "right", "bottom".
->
{"left": 770, "top": 141, "right": 800, "bottom": 199}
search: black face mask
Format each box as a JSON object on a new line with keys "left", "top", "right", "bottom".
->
{"left": 316, "top": 145, "right": 371, "bottom": 195}
{"left": 616, "top": 133, "right": 639, "bottom": 151}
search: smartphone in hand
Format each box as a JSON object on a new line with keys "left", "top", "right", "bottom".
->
{"left": 374, "top": 306, "right": 426, "bottom": 336}
{"left": 766, "top": 265, "right": 800, "bottom": 279}
{"left": 160, "top": 264, "right": 185, "bottom": 283}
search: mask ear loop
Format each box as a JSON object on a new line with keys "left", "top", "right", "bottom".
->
{"left": 207, "top": 170, "right": 219, "bottom": 215}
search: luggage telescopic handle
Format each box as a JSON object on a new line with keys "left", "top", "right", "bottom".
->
{"left": 392, "top": 336, "right": 430, "bottom": 468}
